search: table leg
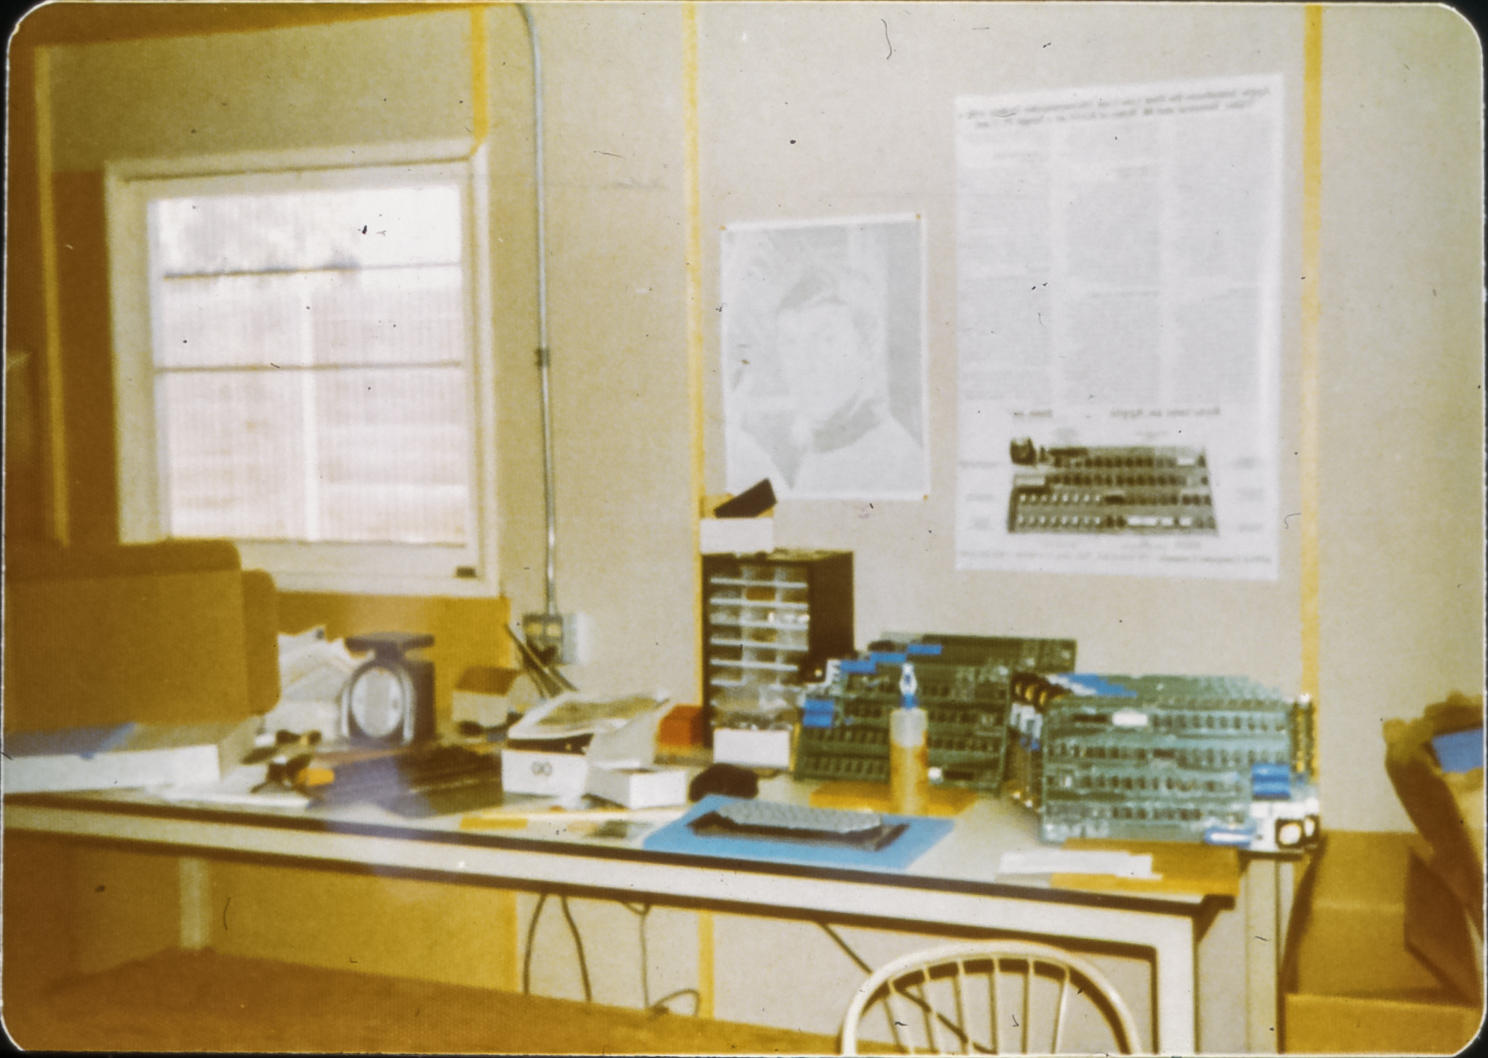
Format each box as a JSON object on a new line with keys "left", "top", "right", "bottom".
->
{"left": 1245, "top": 859, "right": 1281, "bottom": 1052}
{"left": 1150, "top": 914, "right": 1198, "bottom": 1054}
{"left": 179, "top": 855, "right": 210, "bottom": 951}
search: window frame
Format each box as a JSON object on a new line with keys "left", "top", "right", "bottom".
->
{"left": 105, "top": 139, "right": 500, "bottom": 597}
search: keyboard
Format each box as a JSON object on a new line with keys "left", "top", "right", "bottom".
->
{"left": 689, "top": 798, "right": 908, "bottom": 850}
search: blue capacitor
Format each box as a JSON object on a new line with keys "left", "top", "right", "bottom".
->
{"left": 801, "top": 697, "right": 837, "bottom": 729}
{"left": 1250, "top": 762, "right": 1292, "bottom": 799}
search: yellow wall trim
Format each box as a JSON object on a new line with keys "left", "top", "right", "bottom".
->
{"left": 34, "top": 46, "right": 69, "bottom": 546}
{"left": 1301, "top": 5, "right": 1323, "bottom": 708}
{"left": 684, "top": 2, "right": 706, "bottom": 705}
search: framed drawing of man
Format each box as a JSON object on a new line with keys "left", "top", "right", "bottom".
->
{"left": 721, "top": 216, "right": 927, "bottom": 501}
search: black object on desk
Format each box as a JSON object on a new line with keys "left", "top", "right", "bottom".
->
{"left": 688, "top": 799, "right": 908, "bottom": 852}
{"left": 309, "top": 742, "right": 504, "bottom": 817}
{"left": 712, "top": 478, "right": 776, "bottom": 518}
{"left": 689, "top": 763, "right": 759, "bottom": 802}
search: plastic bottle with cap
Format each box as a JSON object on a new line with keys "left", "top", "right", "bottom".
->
{"left": 890, "top": 662, "right": 930, "bottom": 815}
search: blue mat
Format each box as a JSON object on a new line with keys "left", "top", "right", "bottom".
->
{"left": 642, "top": 795, "right": 954, "bottom": 871}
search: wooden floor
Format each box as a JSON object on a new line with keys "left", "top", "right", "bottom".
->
{"left": 4, "top": 948, "right": 842, "bottom": 1054}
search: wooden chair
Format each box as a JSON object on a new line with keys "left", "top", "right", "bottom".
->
{"left": 839, "top": 939, "right": 1143, "bottom": 1055}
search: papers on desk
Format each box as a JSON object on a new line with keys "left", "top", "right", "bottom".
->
{"left": 3, "top": 717, "right": 260, "bottom": 795}
{"left": 155, "top": 763, "right": 312, "bottom": 809}
{"left": 259, "top": 626, "right": 357, "bottom": 735}
{"left": 998, "top": 849, "right": 1160, "bottom": 880}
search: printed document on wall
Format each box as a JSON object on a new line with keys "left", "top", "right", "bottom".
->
{"left": 955, "top": 74, "right": 1283, "bottom": 579}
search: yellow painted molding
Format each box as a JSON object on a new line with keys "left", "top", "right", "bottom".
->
{"left": 1301, "top": 6, "right": 1323, "bottom": 708}
{"left": 683, "top": 2, "right": 706, "bottom": 706}
{"left": 696, "top": 909, "right": 715, "bottom": 1019}
{"left": 34, "top": 46, "right": 69, "bottom": 547}
{"left": 470, "top": 6, "right": 489, "bottom": 145}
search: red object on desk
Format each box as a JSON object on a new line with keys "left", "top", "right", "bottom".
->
{"left": 658, "top": 704, "right": 705, "bottom": 747}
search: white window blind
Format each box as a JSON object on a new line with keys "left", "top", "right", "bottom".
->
{"left": 107, "top": 145, "right": 498, "bottom": 595}
{"left": 149, "top": 184, "right": 471, "bottom": 546}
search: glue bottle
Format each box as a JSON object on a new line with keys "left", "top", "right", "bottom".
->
{"left": 890, "top": 662, "right": 930, "bottom": 815}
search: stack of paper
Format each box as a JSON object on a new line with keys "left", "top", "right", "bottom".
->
{"left": 3, "top": 716, "right": 260, "bottom": 795}
{"left": 259, "top": 626, "right": 357, "bottom": 734}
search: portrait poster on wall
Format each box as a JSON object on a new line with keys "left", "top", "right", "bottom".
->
{"left": 720, "top": 215, "right": 928, "bottom": 501}
{"left": 955, "top": 74, "right": 1284, "bottom": 579}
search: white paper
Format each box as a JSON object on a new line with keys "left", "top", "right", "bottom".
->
{"left": 507, "top": 691, "right": 670, "bottom": 742}
{"left": 998, "top": 849, "right": 1159, "bottom": 879}
{"left": 154, "top": 763, "right": 312, "bottom": 809}
{"left": 955, "top": 75, "right": 1283, "bottom": 579}
{"left": 721, "top": 216, "right": 928, "bottom": 500}
{"left": 698, "top": 516, "right": 775, "bottom": 555}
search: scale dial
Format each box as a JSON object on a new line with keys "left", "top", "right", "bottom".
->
{"left": 346, "top": 664, "right": 415, "bottom": 741}
{"left": 339, "top": 632, "right": 436, "bottom": 745}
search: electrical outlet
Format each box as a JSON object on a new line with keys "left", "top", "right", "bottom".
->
{"left": 521, "top": 612, "right": 590, "bottom": 667}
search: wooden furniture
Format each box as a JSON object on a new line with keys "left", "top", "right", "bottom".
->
{"left": 6, "top": 948, "right": 838, "bottom": 1054}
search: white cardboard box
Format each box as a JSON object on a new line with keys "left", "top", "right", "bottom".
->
{"left": 712, "top": 727, "right": 793, "bottom": 769}
{"left": 698, "top": 517, "right": 774, "bottom": 555}
{"left": 585, "top": 761, "right": 690, "bottom": 808}
{"left": 500, "top": 748, "right": 589, "bottom": 799}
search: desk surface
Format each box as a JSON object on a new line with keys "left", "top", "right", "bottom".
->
{"left": 6, "top": 767, "right": 1219, "bottom": 913}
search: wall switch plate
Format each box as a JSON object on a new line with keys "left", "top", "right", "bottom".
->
{"left": 521, "top": 612, "right": 590, "bottom": 666}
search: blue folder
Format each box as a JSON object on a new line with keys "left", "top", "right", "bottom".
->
{"left": 642, "top": 795, "right": 954, "bottom": 871}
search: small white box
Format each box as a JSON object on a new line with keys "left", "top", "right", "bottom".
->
{"left": 585, "top": 761, "right": 690, "bottom": 808}
{"left": 712, "top": 727, "right": 793, "bottom": 769}
{"left": 501, "top": 748, "right": 589, "bottom": 799}
{"left": 699, "top": 517, "right": 774, "bottom": 555}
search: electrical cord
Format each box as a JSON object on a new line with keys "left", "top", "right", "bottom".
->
{"left": 651, "top": 988, "right": 702, "bottom": 1017}
{"left": 522, "top": 893, "right": 547, "bottom": 994}
{"left": 619, "top": 901, "right": 701, "bottom": 1016}
{"left": 523, "top": 894, "right": 700, "bottom": 1016}
{"left": 559, "top": 896, "right": 593, "bottom": 1002}
{"left": 620, "top": 901, "right": 653, "bottom": 1008}
{"left": 521, "top": 892, "right": 592, "bottom": 1003}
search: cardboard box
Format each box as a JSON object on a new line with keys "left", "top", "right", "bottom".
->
{"left": 1282, "top": 831, "right": 1484, "bottom": 1053}
{"left": 713, "top": 727, "right": 792, "bottom": 769}
{"left": 451, "top": 666, "right": 521, "bottom": 727}
{"left": 699, "top": 517, "right": 774, "bottom": 555}
{"left": 500, "top": 748, "right": 588, "bottom": 799}
{"left": 658, "top": 704, "right": 705, "bottom": 748}
{"left": 502, "top": 691, "right": 672, "bottom": 800}
{"left": 1404, "top": 844, "right": 1483, "bottom": 1007}
{"left": 585, "top": 761, "right": 689, "bottom": 808}
{"left": 1291, "top": 831, "right": 1442, "bottom": 996}
{"left": 1283, "top": 990, "right": 1482, "bottom": 1054}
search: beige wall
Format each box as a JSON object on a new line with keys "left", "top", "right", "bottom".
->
{"left": 6, "top": 6, "right": 1481, "bottom": 1046}
{"left": 1313, "top": 5, "right": 1484, "bottom": 831}
{"left": 15, "top": 3, "right": 1484, "bottom": 833}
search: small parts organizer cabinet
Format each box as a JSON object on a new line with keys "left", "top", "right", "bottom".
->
{"left": 701, "top": 550, "right": 854, "bottom": 740}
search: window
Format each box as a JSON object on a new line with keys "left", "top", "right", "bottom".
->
{"left": 106, "top": 143, "right": 497, "bottom": 594}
